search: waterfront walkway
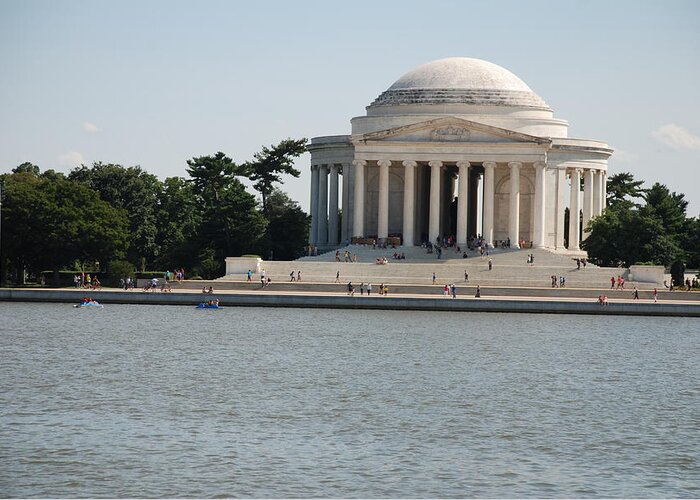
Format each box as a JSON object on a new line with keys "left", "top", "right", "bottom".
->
{"left": 2, "top": 285, "right": 699, "bottom": 317}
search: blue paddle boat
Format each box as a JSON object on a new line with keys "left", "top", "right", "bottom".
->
{"left": 196, "top": 301, "right": 222, "bottom": 309}
{"left": 74, "top": 299, "right": 103, "bottom": 308}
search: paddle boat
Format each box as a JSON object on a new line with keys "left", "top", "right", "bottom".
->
{"left": 196, "top": 300, "right": 222, "bottom": 309}
{"left": 74, "top": 298, "right": 103, "bottom": 308}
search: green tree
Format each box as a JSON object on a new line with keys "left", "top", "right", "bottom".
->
{"left": 584, "top": 180, "right": 690, "bottom": 268}
{"left": 1, "top": 171, "right": 45, "bottom": 282}
{"left": 640, "top": 183, "right": 688, "bottom": 235}
{"left": 186, "top": 153, "right": 267, "bottom": 275}
{"left": 186, "top": 152, "right": 244, "bottom": 203}
{"left": 244, "top": 138, "right": 307, "bottom": 214}
{"left": 606, "top": 172, "right": 646, "bottom": 209}
{"left": 582, "top": 207, "right": 678, "bottom": 267}
{"left": 263, "top": 189, "right": 310, "bottom": 260}
{"left": 1, "top": 171, "right": 129, "bottom": 284}
{"left": 40, "top": 169, "right": 66, "bottom": 181}
{"left": 69, "top": 162, "right": 162, "bottom": 268}
{"left": 154, "top": 176, "right": 202, "bottom": 270}
{"left": 682, "top": 217, "right": 700, "bottom": 269}
{"left": 12, "top": 162, "right": 40, "bottom": 176}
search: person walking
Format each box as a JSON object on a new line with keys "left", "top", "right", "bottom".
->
{"left": 367, "top": 283, "right": 372, "bottom": 296}
{"left": 464, "top": 270, "right": 469, "bottom": 282}
{"left": 488, "top": 259, "right": 492, "bottom": 271}
{"left": 335, "top": 270, "right": 340, "bottom": 283}
{"left": 633, "top": 287, "right": 639, "bottom": 300}
{"left": 653, "top": 288, "right": 658, "bottom": 303}
{"left": 432, "top": 272, "right": 436, "bottom": 284}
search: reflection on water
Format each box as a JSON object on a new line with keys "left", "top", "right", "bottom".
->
{"left": 1, "top": 303, "right": 699, "bottom": 497}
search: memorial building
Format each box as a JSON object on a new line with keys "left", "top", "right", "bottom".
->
{"left": 308, "top": 57, "right": 612, "bottom": 252}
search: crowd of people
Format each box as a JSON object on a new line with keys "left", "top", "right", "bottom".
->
{"left": 335, "top": 249, "right": 359, "bottom": 263}
{"left": 73, "top": 273, "right": 101, "bottom": 290}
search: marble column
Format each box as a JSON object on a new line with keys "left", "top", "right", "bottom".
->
{"left": 377, "top": 160, "right": 391, "bottom": 241}
{"left": 475, "top": 173, "right": 483, "bottom": 238}
{"left": 582, "top": 169, "right": 594, "bottom": 240}
{"left": 328, "top": 164, "right": 339, "bottom": 246}
{"left": 352, "top": 159, "right": 366, "bottom": 238}
{"left": 555, "top": 167, "right": 567, "bottom": 250}
{"left": 310, "top": 165, "right": 319, "bottom": 245}
{"left": 533, "top": 161, "right": 546, "bottom": 248}
{"left": 601, "top": 170, "right": 608, "bottom": 214}
{"left": 317, "top": 165, "right": 329, "bottom": 246}
{"left": 456, "top": 161, "right": 470, "bottom": 247}
{"left": 482, "top": 162, "right": 496, "bottom": 247}
{"left": 592, "top": 169, "right": 602, "bottom": 217}
{"left": 568, "top": 168, "right": 581, "bottom": 251}
{"left": 341, "top": 164, "right": 349, "bottom": 245}
{"left": 402, "top": 160, "right": 417, "bottom": 246}
{"left": 428, "top": 160, "right": 443, "bottom": 244}
{"left": 508, "top": 161, "right": 521, "bottom": 248}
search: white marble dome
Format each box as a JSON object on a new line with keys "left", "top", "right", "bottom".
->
{"left": 370, "top": 57, "right": 549, "bottom": 110}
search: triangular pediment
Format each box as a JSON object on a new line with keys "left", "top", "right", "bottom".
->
{"left": 353, "top": 117, "right": 551, "bottom": 145}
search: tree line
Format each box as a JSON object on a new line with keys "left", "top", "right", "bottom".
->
{"left": 583, "top": 172, "right": 700, "bottom": 285}
{"left": 1, "top": 157, "right": 698, "bottom": 287}
{"left": 0, "top": 139, "right": 309, "bottom": 285}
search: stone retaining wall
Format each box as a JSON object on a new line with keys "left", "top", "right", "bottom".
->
{"left": 1, "top": 289, "right": 698, "bottom": 317}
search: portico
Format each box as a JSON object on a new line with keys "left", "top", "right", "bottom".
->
{"left": 307, "top": 57, "right": 612, "bottom": 253}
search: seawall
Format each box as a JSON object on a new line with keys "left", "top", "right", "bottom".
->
{"left": 1, "top": 288, "right": 699, "bottom": 318}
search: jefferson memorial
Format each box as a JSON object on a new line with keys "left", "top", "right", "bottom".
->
{"left": 307, "top": 57, "right": 612, "bottom": 252}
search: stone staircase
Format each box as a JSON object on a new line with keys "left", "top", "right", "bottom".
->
{"left": 218, "top": 246, "right": 654, "bottom": 290}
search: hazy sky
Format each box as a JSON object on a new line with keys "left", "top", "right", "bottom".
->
{"left": 1, "top": 0, "right": 699, "bottom": 215}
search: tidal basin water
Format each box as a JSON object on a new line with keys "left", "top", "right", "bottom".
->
{"left": 1, "top": 303, "right": 699, "bottom": 498}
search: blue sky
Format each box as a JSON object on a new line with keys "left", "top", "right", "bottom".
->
{"left": 1, "top": 0, "right": 699, "bottom": 214}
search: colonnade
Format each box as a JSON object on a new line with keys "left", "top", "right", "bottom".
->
{"left": 310, "top": 164, "right": 342, "bottom": 247}
{"left": 310, "top": 160, "right": 606, "bottom": 251}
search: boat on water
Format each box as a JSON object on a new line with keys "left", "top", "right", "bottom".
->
{"left": 196, "top": 301, "right": 222, "bottom": 309}
{"left": 74, "top": 299, "right": 103, "bottom": 308}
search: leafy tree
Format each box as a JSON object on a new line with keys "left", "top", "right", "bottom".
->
{"left": 186, "top": 152, "right": 244, "bottom": 203}
{"left": 640, "top": 183, "right": 688, "bottom": 235}
{"left": 244, "top": 138, "right": 307, "bottom": 214}
{"left": 186, "top": 153, "right": 267, "bottom": 275}
{"left": 193, "top": 247, "right": 221, "bottom": 280}
{"left": 153, "top": 176, "right": 202, "bottom": 270}
{"left": 1, "top": 172, "right": 45, "bottom": 282}
{"left": 69, "top": 162, "right": 161, "bottom": 268}
{"left": 107, "top": 259, "right": 135, "bottom": 286}
{"left": 584, "top": 180, "right": 690, "bottom": 268}
{"left": 12, "top": 162, "right": 40, "bottom": 175}
{"left": 582, "top": 207, "right": 679, "bottom": 267}
{"left": 206, "top": 180, "right": 267, "bottom": 258}
{"left": 606, "top": 172, "right": 646, "bottom": 209}
{"left": 1, "top": 171, "right": 129, "bottom": 284}
{"left": 682, "top": 217, "right": 700, "bottom": 269}
{"left": 262, "top": 189, "right": 310, "bottom": 260}
{"left": 40, "top": 169, "right": 66, "bottom": 181}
